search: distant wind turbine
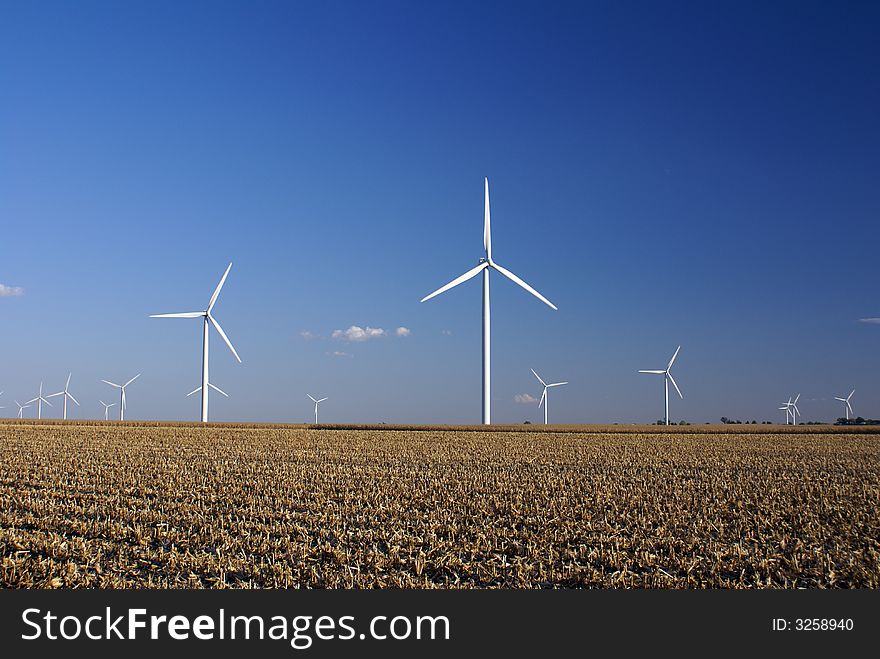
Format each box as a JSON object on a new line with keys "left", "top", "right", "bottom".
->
{"left": 101, "top": 374, "right": 140, "bottom": 421}
{"left": 26, "top": 382, "right": 53, "bottom": 420}
{"left": 0, "top": 390, "right": 4, "bottom": 410}
{"left": 421, "top": 178, "right": 557, "bottom": 424}
{"left": 639, "top": 346, "right": 683, "bottom": 426}
{"left": 789, "top": 394, "right": 801, "bottom": 425}
{"left": 307, "top": 394, "right": 328, "bottom": 424}
{"left": 531, "top": 369, "right": 568, "bottom": 425}
{"left": 48, "top": 373, "right": 79, "bottom": 420}
{"left": 834, "top": 389, "right": 855, "bottom": 421}
{"left": 187, "top": 382, "right": 228, "bottom": 410}
{"left": 99, "top": 400, "right": 116, "bottom": 421}
{"left": 150, "top": 262, "right": 242, "bottom": 423}
{"left": 779, "top": 397, "right": 793, "bottom": 424}
{"left": 15, "top": 400, "right": 32, "bottom": 419}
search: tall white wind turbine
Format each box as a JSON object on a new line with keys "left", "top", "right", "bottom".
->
{"left": 779, "top": 397, "right": 793, "bottom": 424}
{"left": 531, "top": 368, "right": 568, "bottom": 425}
{"left": 421, "top": 178, "right": 557, "bottom": 424}
{"left": 48, "top": 373, "right": 79, "bottom": 420}
{"left": 639, "top": 346, "right": 683, "bottom": 426}
{"left": 99, "top": 400, "right": 116, "bottom": 421}
{"left": 834, "top": 389, "right": 855, "bottom": 421}
{"left": 789, "top": 393, "right": 801, "bottom": 425}
{"left": 307, "top": 394, "right": 328, "bottom": 424}
{"left": 101, "top": 374, "right": 140, "bottom": 421}
{"left": 15, "top": 400, "right": 32, "bottom": 419}
{"left": 150, "top": 262, "right": 242, "bottom": 423}
{"left": 26, "top": 382, "right": 53, "bottom": 420}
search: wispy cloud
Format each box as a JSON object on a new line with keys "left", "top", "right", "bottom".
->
{"left": 332, "top": 325, "right": 386, "bottom": 342}
{"left": 326, "top": 351, "right": 352, "bottom": 358}
{"left": 0, "top": 283, "right": 24, "bottom": 297}
{"left": 514, "top": 393, "right": 538, "bottom": 404}
{"left": 859, "top": 318, "right": 880, "bottom": 324}
{"left": 300, "top": 330, "right": 320, "bottom": 340}
{"left": 441, "top": 329, "right": 453, "bottom": 336}
{"left": 395, "top": 327, "right": 411, "bottom": 337}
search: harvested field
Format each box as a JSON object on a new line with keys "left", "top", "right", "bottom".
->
{"left": 0, "top": 421, "right": 878, "bottom": 588}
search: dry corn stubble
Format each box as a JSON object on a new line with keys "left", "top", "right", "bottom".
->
{"left": 0, "top": 422, "right": 877, "bottom": 588}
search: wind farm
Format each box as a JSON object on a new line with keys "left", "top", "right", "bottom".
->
{"left": 1, "top": 0, "right": 878, "bottom": 600}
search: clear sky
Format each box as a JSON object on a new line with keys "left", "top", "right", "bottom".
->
{"left": 1, "top": 0, "right": 878, "bottom": 424}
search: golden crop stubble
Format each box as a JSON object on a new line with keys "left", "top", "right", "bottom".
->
{"left": 0, "top": 422, "right": 877, "bottom": 588}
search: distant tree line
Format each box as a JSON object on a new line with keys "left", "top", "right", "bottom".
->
{"left": 835, "top": 417, "right": 880, "bottom": 426}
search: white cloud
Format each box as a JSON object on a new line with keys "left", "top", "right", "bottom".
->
{"left": 395, "top": 327, "right": 411, "bottom": 337}
{"left": 326, "top": 351, "right": 352, "bottom": 358}
{"left": 0, "top": 284, "right": 24, "bottom": 297}
{"left": 859, "top": 318, "right": 880, "bottom": 324}
{"left": 514, "top": 393, "right": 538, "bottom": 404}
{"left": 300, "top": 330, "right": 319, "bottom": 340}
{"left": 441, "top": 329, "right": 453, "bottom": 336}
{"left": 332, "top": 326, "right": 386, "bottom": 342}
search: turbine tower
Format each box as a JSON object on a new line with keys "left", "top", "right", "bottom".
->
{"left": 150, "top": 262, "right": 242, "bottom": 423}
{"left": 789, "top": 393, "right": 801, "bottom": 425}
{"left": 639, "top": 346, "right": 683, "bottom": 426}
{"left": 307, "top": 394, "right": 328, "bottom": 424}
{"left": 101, "top": 374, "right": 140, "bottom": 421}
{"left": 834, "top": 389, "right": 855, "bottom": 421}
{"left": 99, "top": 400, "right": 116, "bottom": 421}
{"left": 15, "top": 400, "right": 32, "bottom": 419}
{"left": 421, "top": 178, "right": 557, "bottom": 424}
{"left": 48, "top": 373, "right": 79, "bottom": 420}
{"left": 26, "top": 382, "right": 53, "bottom": 420}
{"left": 531, "top": 368, "right": 568, "bottom": 425}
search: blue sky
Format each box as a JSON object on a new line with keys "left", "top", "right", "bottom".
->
{"left": 1, "top": 0, "right": 878, "bottom": 424}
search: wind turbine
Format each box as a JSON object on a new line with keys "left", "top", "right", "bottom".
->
{"left": 834, "top": 389, "right": 855, "bottom": 421}
{"left": 789, "top": 393, "right": 801, "bottom": 425}
{"left": 101, "top": 374, "right": 140, "bottom": 421}
{"left": 639, "top": 346, "right": 683, "bottom": 426}
{"left": 150, "top": 262, "right": 242, "bottom": 423}
{"left": 26, "top": 382, "right": 53, "bottom": 420}
{"left": 0, "top": 390, "right": 4, "bottom": 411}
{"left": 421, "top": 178, "right": 557, "bottom": 424}
{"left": 99, "top": 400, "right": 116, "bottom": 421}
{"left": 779, "top": 397, "right": 793, "bottom": 424}
{"left": 187, "top": 382, "right": 228, "bottom": 411}
{"left": 531, "top": 368, "right": 568, "bottom": 425}
{"left": 48, "top": 373, "right": 79, "bottom": 420}
{"left": 307, "top": 394, "right": 328, "bottom": 424}
{"left": 15, "top": 400, "right": 32, "bottom": 419}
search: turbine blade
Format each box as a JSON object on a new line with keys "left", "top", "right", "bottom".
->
{"left": 846, "top": 402, "right": 853, "bottom": 415}
{"left": 538, "top": 389, "right": 546, "bottom": 408}
{"left": 68, "top": 393, "right": 80, "bottom": 406}
{"left": 317, "top": 397, "right": 328, "bottom": 403}
{"left": 483, "top": 177, "right": 491, "bottom": 261}
{"left": 47, "top": 391, "right": 64, "bottom": 398}
{"left": 793, "top": 404, "right": 800, "bottom": 415}
{"left": 66, "top": 373, "right": 72, "bottom": 389}
{"left": 530, "top": 368, "right": 546, "bottom": 386}
{"left": 209, "top": 383, "right": 229, "bottom": 397}
{"left": 186, "top": 387, "right": 201, "bottom": 397}
{"left": 793, "top": 393, "right": 800, "bottom": 404}
{"left": 41, "top": 397, "right": 53, "bottom": 406}
{"left": 420, "top": 263, "right": 487, "bottom": 303}
{"left": 668, "top": 372, "right": 683, "bottom": 399}
{"left": 102, "top": 380, "right": 121, "bottom": 388}
{"left": 848, "top": 389, "right": 855, "bottom": 400}
{"left": 99, "top": 400, "right": 107, "bottom": 406}
{"left": 638, "top": 370, "right": 665, "bottom": 374}
{"left": 307, "top": 395, "right": 317, "bottom": 403}
{"left": 208, "top": 315, "right": 242, "bottom": 363}
{"left": 149, "top": 312, "right": 205, "bottom": 318}
{"left": 667, "top": 345, "right": 681, "bottom": 370}
{"left": 125, "top": 373, "right": 141, "bottom": 387}
{"left": 547, "top": 382, "right": 568, "bottom": 387}
{"left": 834, "top": 397, "right": 846, "bottom": 402}
{"left": 491, "top": 262, "right": 557, "bottom": 310}
{"left": 207, "top": 262, "right": 233, "bottom": 313}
